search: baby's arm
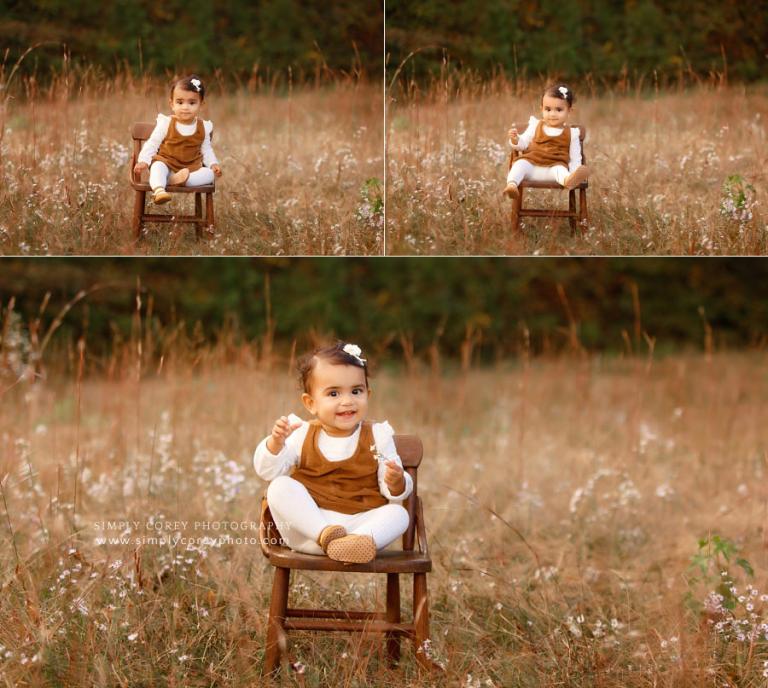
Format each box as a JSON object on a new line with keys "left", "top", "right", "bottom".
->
{"left": 509, "top": 116, "right": 537, "bottom": 151}
{"left": 568, "top": 127, "right": 583, "bottom": 172}
{"left": 201, "top": 121, "right": 222, "bottom": 177}
{"left": 372, "top": 422, "right": 413, "bottom": 502}
{"left": 253, "top": 414, "right": 307, "bottom": 481}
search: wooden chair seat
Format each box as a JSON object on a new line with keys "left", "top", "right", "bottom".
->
{"left": 260, "top": 434, "right": 440, "bottom": 675}
{"left": 130, "top": 181, "right": 215, "bottom": 194}
{"left": 264, "top": 544, "right": 432, "bottom": 573}
{"left": 519, "top": 179, "right": 589, "bottom": 190}
{"left": 129, "top": 121, "right": 216, "bottom": 239}
{"left": 508, "top": 124, "right": 589, "bottom": 233}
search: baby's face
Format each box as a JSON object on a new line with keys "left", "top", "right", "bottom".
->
{"left": 301, "top": 359, "right": 369, "bottom": 436}
{"left": 170, "top": 86, "right": 202, "bottom": 124}
{"left": 541, "top": 95, "right": 570, "bottom": 128}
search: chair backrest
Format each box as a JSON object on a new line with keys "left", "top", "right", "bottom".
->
{"left": 129, "top": 120, "right": 214, "bottom": 172}
{"left": 132, "top": 122, "right": 156, "bottom": 142}
{"left": 509, "top": 123, "right": 587, "bottom": 168}
{"left": 260, "top": 434, "right": 425, "bottom": 555}
{"left": 130, "top": 122, "right": 156, "bottom": 180}
{"left": 394, "top": 434, "right": 422, "bottom": 551}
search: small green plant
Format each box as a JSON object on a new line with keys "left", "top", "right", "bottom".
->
{"left": 686, "top": 534, "right": 754, "bottom": 613}
{"left": 356, "top": 177, "right": 383, "bottom": 231}
{"left": 719, "top": 174, "right": 756, "bottom": 225}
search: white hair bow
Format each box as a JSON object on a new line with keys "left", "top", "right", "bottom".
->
{"left": 190, "top": 78, "right": 202, "bottom": 92}
{"left": 558, "top": 86, "right": 569, "bottom": 97}
{"left": 342, "top": 343, "right": 367, "bottom": 365}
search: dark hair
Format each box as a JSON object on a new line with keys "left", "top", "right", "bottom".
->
{"left": 169, "top": 74, "right": 205, "bottom": 101}
{"left": 297, "top": 342, "right": 369, "bottom": 393}
{"left": 543, "top": 83, "right": 574, "bottom": 107}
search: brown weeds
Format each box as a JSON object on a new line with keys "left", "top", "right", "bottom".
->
{"left": 386, "top": 75, "right": 768, "bottom": 255}
{"left": 0, "top": 65, "right": 383, "bottom": 255}
{"left": 1, "top": 316, "right": 768, "bottom": 684}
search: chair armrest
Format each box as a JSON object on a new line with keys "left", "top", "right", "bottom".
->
{"left": 129, "top": 154, "right": 144, "bottom": 186}
{"left": 259, "top": 497, "right": 276, "bottom": 558}
{"left": 415, "top": 497, "right": 429, "bottom": 557}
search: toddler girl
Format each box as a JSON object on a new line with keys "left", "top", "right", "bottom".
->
{"left": 503, "top": 83, "right": 589, "bottom": 200}
{"left": 253, "top": 342, "right": 412, "bottom": 564}
{"left": 133, "top": 75, "right": 222, "bottom": 205}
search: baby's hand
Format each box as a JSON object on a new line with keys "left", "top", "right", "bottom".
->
{"left": 267, "top": 416, "right": 302, "bottom": 454}
{"left": 384, "top": 460, "right": 405, "bottom": 496}
{"left": 133, "top": 161, "right": 148, "bottom": 178}
{"left": 211, "top": 164, "right": 222, "bottom": 177}
{"left": 508, "top": 124, "right": 519, "bottom": 144}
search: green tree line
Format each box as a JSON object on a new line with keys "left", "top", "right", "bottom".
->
{"left": 0, "top": 0, "right": 383, "bottom": 83}
{"left": 386, "top": 0, "right": 767, "bottom": 84}
{"left": 2, "top": 259, "right": 767, "bottom": 363}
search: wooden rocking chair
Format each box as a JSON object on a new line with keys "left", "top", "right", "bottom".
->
{"left": 508, "top": 124, "right": 589, "bottom": 233}
{"left": 129, "top": 122, "right": 215, "bottom": 239}
{"left": 259, "top": 434, "right": 438, "bottom": 675}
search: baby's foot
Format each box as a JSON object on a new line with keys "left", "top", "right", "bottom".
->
{"left": 168, "top": 168, "right": 190, "bottom": 186}
{"left": 152, "top": 188, "right": 172, "bottom": 204}
{"left": 318, "top": 525, "right": 347, "bottom": 552}
{"left": 563, "top": 165, "right": 589, "bottom": 189}
{"left": 326, "top": 534, "right": 376, "bottom": 564}
{"left": 503, "top": 182, "right": 519, "bottom": 200}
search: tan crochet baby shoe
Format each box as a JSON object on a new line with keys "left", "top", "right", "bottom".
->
{"left": 563, "top": 165, "right": 589, "bottom": 190}
{"left": 503, "top": 182, "right": 519, "bottom": 200}
{"left": 326, "top": 534, "right": 376, "bottom": 564}
{"left": 317, "top": 525, "right": 347, "bottom": 552}
{"left": 168, "top": 168, "right": 190, "bottom": 186}
{"left": 153, "top": 188, "right": 172, "bottom": 204}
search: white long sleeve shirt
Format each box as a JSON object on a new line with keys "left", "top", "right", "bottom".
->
{"left": 137, "top": 113, "right": 219, "bottom": 167}
{"left": 510, "top": 115, "right": 583, "bottom": 172}
{"left": 253, "top": 414, "right": 413, "bottom": 504}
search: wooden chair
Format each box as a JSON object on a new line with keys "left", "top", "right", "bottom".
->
{"left": 508, "top": 125, "right": 588, "bottom": 233}
{"left": 129, "top": 122, "right": 215, "bottom": 239}
{"left": 259, "top": 435, "right": 438, "bottom": 675}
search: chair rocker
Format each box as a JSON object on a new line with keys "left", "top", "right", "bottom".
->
{"left": 508, "top": 124, "right": 589, "bottom": 233}
{"left": 259, "top": 434, "right": 440, "bottom": 675}
{"left": 129, "top": 122, "right": 215, "bottom": 239}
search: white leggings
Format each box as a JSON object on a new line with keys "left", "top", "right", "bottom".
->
{"left": 266, "top": 475, "right": 410, "bottom": 555}
{"left": 507, "top": 159, "right": 569, "bottom": 186}
{"left": 149, "top": 161, "right": 215, "bottom": 190}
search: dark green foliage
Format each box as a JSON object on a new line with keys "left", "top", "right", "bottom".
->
{"left": 0, "top": 0, "right": 383, "bottom": 81}
{"left": 2, "top": 259, "right": 768, "bottom": 361}
{"left": 386, "top": 0, "right": 767, "bottom": 83}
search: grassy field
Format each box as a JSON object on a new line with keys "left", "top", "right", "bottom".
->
{"left": 0, "top": 72, "right": 383, "bottom": 256}
{"left": 2, "top": 330, "right": 768, "bottom": 685}
{"left": 386, "top": 79, "right": 767, "bottom": 255}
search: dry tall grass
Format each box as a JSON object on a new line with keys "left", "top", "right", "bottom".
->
{"left": 0, "top": 69, "right": 383, "bottom": 255}
{"left": 386, "top": 77, "right": 767, "bottom": 255}
{"left": 2, "top": 325, "right": 768, "bottom": 685}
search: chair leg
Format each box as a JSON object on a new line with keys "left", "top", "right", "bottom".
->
{"left": 413, "top": 572, "right": 432, "bottom": 670}
{"left": 132, "top": 190, "right": 146, "bottom": 239}
{"left": 512, "top": 187, "right": 523, "bottom": 232}
{"left": 386, "top": 573, "right": 401, "bottom": 666}
{"left": 264, "top": 567, "right": 290, "bottom": 675}
{"left": 195, "top": 193, "right": 203, "bottom": 239}
{"left": 579, "top": 187, "right": 588, "bottom": 230}
{"left": 568, "top": 190, "right": 577, "bottom": 233}
{"left": 206, "top": 193, "right": 214, "bottom": 231}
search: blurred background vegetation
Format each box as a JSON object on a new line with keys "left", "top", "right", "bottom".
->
{"left": 0, "top": 0, "right": 383, "bottom": 84}
{"left": 386, "top": 0, "right": 767, "bottom": 84}
{"left": 2, "top": 258, "right": 767, "bottom": 365}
